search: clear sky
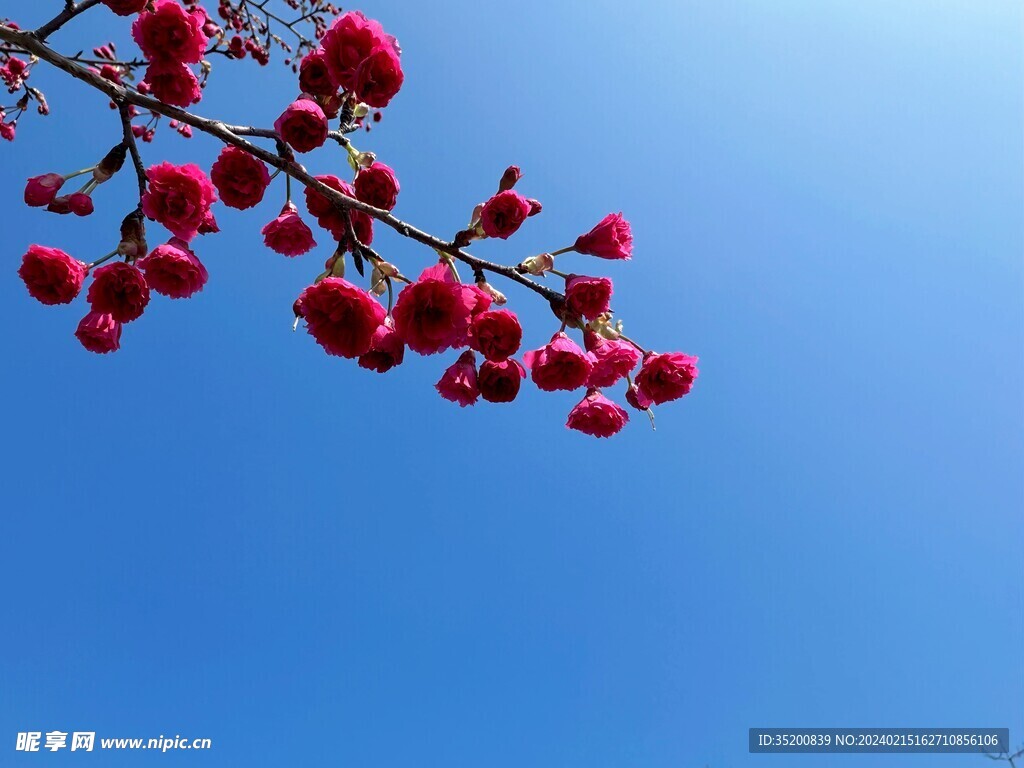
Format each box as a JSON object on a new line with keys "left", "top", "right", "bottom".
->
{"left": 1, "top": 1, "right": 1021, "bottom": 766}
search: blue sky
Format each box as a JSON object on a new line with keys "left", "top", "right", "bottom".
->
{"left": 0, "top": 1, "right": 1021, "bottom": 766}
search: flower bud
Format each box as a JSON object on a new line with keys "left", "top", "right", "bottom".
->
{"left": 347, "top": 149, "right": 376, "bottom": 171}
{"left": 47, "top": 196, "right": 72, "bottom": 215}
{"left": 328, "top": 247, "right": 346, "bottom": 277}
{"left": 519, "top": 253, "right": 554, "bottom": 276}
{"left": 587, "top": 313, "right": 620, "bottom": 340}
{"left": 374, "top": 260, "right": 399, "bottom": 278}
{"left": 369, "top": 266, "right": 387, "bottom": 296}
{"left": 476, "top": 279, "right": 507, "bottom": 305}
{"left": 318, "top": 93, "right": 346, "bottom": 120}
{"left": 93, "top": 142, "right": 127, "bottom": 183}
{"left": 498, "top": 165, "right": 522, "bottom": 192}
{"left": 625, "top": 384, "right": 653, "bottom": 418}
{"left": 118, "top": 212, "right": 147, "bottom": 259}
{"left": 24, "top": 173, "right": 64, "bottom": 207}
{"left": 198, "top": 210, "right": 219, "bottom": 234}
{"left": 68, "top": 192, "right": 94, "bottom": 217}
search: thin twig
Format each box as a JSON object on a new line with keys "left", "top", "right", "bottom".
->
{"left": 33, "top": 0, "right": 102, "bottom": 41}
{"left": 117, "top": 102, "right": 146, "bottom": 199}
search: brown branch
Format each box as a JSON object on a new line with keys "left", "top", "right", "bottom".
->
{"left": 0, "top": 22, "right": 565, "bottom": 306}
{"left": 117, "top": 103, "right": 146, "bottom": 199}
{"left": 33, "top": 0, "right": 102, "bottom": 41}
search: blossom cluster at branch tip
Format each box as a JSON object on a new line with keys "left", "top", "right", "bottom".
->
{"left": 133, "top": 0, "right": 209, "bottom": 107}
{"left": 7, "top": 2, "right": 698, "bottom": 437}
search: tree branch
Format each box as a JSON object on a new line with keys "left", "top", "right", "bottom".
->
{"left": 33, "top": 0, "right": 102, "bottom": 41}
{"left": 117, "top": 103, "right": 146, "bottom": 200}
{"left": 0, "top": 22, "right": 564, "bottom": 306}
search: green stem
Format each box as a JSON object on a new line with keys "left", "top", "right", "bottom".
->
{"left": 87, "top": 249, "right": 118, "bottom": 270}
{"left": 64, "top": 166, "right": 96, "bottom": 181}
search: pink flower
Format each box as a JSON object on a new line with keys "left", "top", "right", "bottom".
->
{"left": 634, "top": 352, "right": 699, "bottom": 405}
{"left": 75, "top": 311, "right": 122, "bottom": 354}
{"left": 320, "top": 11, "right": 392, "bottom": 90}
{"left": 0, "top": 121, "right": 16, "bottom": 142}
{"left": 304, "top": 175, "right": 374, "bottom": 248}
{"left": 566, "top": 389, "right": 629, "bottom": 438}
{"left": 584, "top": 332, "right": 641, "bottom": 388}
{"left": 24, "top": 173, "right": 64, "bottom": 207}
{"left": 2, "top": 57, "right": 27, "bottom": 88}
{"left": 261, "top": 202, "right": 317, "bottom": 257}
{"left": 18, "top": 245, "right": 87, "bottom": 305}
{"left": 131, "top": 0, "right": 208, "bottom": 64}
{"left": 143, "top": 60, "right": 201, "bottom": 107}
{"left": 392, "top": 262, "right": 479, "bottom": 355}
{"left": 565, "top": 274, "right": 613, "bottom": 320}
{"left": 352, "top": 45, "right": 404, "bottom": 108}
{"left": 67, "top": 193, "right": 94, "bottom": 217}
{"left": 296, "top": 277, "right": 385, "bottom": 358}
{"left": 101, "top": 0, "right": 149, "bottom": 15}
{"left": 138, "top": 238, "right": 208, "bottom": 299}
{"left": 452, "top": 285, "right": 493, "bottom": 348}
{"left": 191, "top": 5, "right": 219, "bottom": 38}
{"left": 480, "top": 190, "right": 532, "bottom": 240}
{"left": 87, "top": 262, "right": 150, "bottom": 322}
{"left": 522, "top": 332, "right": 594, "bottom": 391}
{"left": 298, "top": 50, "right": 337, "bottom": 97}
{"left": 468, "top": 309, "right": 522, "bottom": 362}
{"left": 274, "top": 98, "right": 328, "bottom": 153}
{"left": 210, "top": 146, "right": 271, "bottom": 210}
{"left": 358, "top": 318, "right": 405, "bottom": 372}
{"left": 478, "top": 358, "right": 526, "bottom": 403}
{"left": 141, "top": 161, "right": 216, "bottom": 242}
{"left": 354, "top": 161, "right": 400, "bottom": 211}
{"left": 574, "top": 212, "right": 633, "bottom": 260}
{"left": 435, "top": 350, "right": 479, "bottom": 407}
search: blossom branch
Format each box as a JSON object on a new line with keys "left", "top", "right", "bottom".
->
{"left": 7, "top": 3, "right": 701, "bottom": 438}
{"left": 0, "top": 22, "right": 564, "bottom": 304}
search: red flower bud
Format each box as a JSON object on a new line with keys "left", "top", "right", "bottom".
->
{"left": 498, "top": 165, "right": 522, "bottom": 192}
{"left": 68, "top": 192, "right": 94, "bottom": 217}
{"left": 24, "top": 173, "right": 64, "bottom": 207}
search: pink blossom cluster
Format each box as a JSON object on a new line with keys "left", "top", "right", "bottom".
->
{"left": 289, "top": 162, "right": 697, "bottom": 437}
{"left": 8, "top": 2, "right": 698, "bottom": 438}
{"left": 0, "top": 20, "right": 29, "bottom": 141}
{"left": 131, "top": 0, "right": 211, "bottom": 107}
{"left": 19, "top": 157, "right": 217, "bottom": 351}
